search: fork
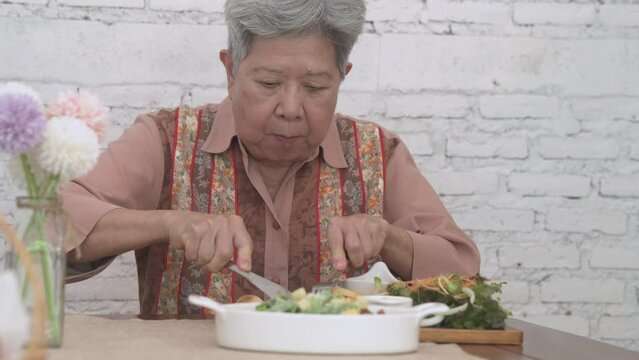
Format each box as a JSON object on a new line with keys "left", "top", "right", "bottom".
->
{"left": 310, "top": 280, "right": 345, "bottom": 294}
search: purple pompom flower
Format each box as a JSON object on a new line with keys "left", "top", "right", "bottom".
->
{"left": 0, "top": 93, "right": 47, "bottom": 154}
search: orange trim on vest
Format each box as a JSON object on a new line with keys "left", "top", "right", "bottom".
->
{"left": 315, "top": 160, "right": 322, "bottom": 283}
{"left": 176, "top": 109, "right": 203, "bottom": 314}
{"left": 230, "top": 142, "right": 239, "bottom": 303}
{"left": 354, "top": 122, "right": 385, "bottom": 271}
{"left": 204, "top": 140, "right": 236, "bottom": 304}
{"left": 202, "top": 153, "right": 216, "bottom": 317}
{"left": 378, "top": 127, "right": 387, "bottom": 209}
{"left": 317, "top": 160, "right": 345, "bottom": 282}
{"left": 352, "top": 121, "right": 367, "bottom": 213}
{"left": 153, "top": 107, "right": 181, "bottom": 315}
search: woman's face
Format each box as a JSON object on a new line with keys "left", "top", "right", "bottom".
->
{"left": 220, "top": 34, "right": 350, "bottom": 167}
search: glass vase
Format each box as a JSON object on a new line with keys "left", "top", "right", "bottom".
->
{"left": 4, "top": 196, "right": 66, "bottom": 348}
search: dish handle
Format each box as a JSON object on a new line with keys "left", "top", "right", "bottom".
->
{"left": 413, "top": 302, "right": 449, "bottom": 327}
{"left": 188, "top": 295, "right": 227, "bottom": 319}
{"left": 435, "top": 287, "right": 476, "bottom": 317}
{"left": 417, "top": 287, "right": 476, "bottom": 327}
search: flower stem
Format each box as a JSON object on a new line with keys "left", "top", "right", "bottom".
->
{"left": 19, "top": 154, "right": 39, "bottom": 196}
{"left": 39, "top": 174, "right": 60, "bottom": 198}
{"left": 21, "top": 207, "right": 62, "bottom": 346}
{"left": 36, "top": 241, "right": 61, "bottom": 345}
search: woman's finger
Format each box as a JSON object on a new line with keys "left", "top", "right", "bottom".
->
{"left": 233, "top": 228, "right": 253, "bottom": 272}
{"left": 184, "top": 234, "right": 201, "bottom": 262}
{"left": 344, "top": 230, "right": 363, "bottom": 268}
{"left": 206, "top": 227, "right": 233, "bottom": 273}
{"left": 196, "top": 227, "right": 217, "bottom": 266}
{"left": 357, "top": 222, "right": 375, "bottom": 261}
{"left": 328, "top": 218, "right": 347, "bottom": 270}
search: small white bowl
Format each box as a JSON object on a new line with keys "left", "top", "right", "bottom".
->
{"left": 344, "top": 262, "right": 399, "bottom": 295}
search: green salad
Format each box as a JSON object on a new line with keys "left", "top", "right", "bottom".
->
{"left": 256, "top": 288, "right": 370, "bottom": 315}
{"left": 387, "top": 275, "right": 511, "bottom": 330}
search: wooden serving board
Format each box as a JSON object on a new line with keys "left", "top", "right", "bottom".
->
{"left": 420, "top": 327, "right": 523, "bottom": 345}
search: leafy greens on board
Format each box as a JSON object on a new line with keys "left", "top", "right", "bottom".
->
{"left": 387, "top": 275, "right": 511, "bottom": 330}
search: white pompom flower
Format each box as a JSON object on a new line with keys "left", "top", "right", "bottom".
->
{"left": 37, "top": 116, "right": 100, "bottom": 183}
{"left": 0, "top": 82, "right": 43, "bottom": 107}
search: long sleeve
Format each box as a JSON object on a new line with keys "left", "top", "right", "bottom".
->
{"left": 382, "top": 130, "right": 480, "bottom": 279}
{"left": 61, "top": 114, "right": 166, "bottom": 253}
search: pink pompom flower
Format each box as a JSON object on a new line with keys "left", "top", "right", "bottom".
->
{"left": 47, "top": 89, "right": 110, "bottom": 142}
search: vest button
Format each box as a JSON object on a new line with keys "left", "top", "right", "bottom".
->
{"left": 272, "top": 221, "right": 281, "bottom": 230}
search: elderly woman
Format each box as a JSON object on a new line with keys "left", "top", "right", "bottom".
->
{"left": 62, "top": 0, "right": 480, "bottom": 316}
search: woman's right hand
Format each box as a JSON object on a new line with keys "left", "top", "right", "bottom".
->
{"left": 162, "top": 211, "right": 253, "bottom": 273}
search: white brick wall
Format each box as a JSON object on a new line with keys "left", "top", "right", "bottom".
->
{"left": 541, "top": 279, "right": 625, "bottom": 303}
{"left": 58, "top": 0, "right": 144, "bottom": 8}
{"left": 546, "top": 210, "right": 628, "bottom": 235}
{"left": 599, "top": 317, "right": 639, "bottom": 340}
{"left": 378, "top": 36, "right": 639, "bottom": 96}
{"left": 447, "top": 137, "right": 528, "bottom": 159}
{"left": 366, "top": 0, "right": 422, "bottom": 23}
{"left": 454, "top": 209, "right": 535, "bottom": 232}
{"left": 0, "top": 18, "right": 229, "bottom": 85}
{"left": 571, "top": 98, "right": 639, "bottom": 122}
{"left": 498, "top": 245, "right": 580, "bottom": 269}
{"left": 148, "top": 0, "right": 225, "bottom": 12}
{"left": 600, "top": 175, "right": 639, "bottom": 197}
{"left": 402, "top": 132, "right": 435, "bottom": 156}
{"left": 499, "top": 281, "right": 529, "bottom": 304}
{"left": 427, "top": 172, "right": 499, "bottom": 195}
{"left": 4, "top": 0, "right": 47, "bottom": 4}
{"left": 508, "top": 173, "right": 591, "bottom": 198}
{"left": 513, "top": 3, "right": 596, "bottom": 26}
{"left": 386, "top": 94, "right": 470, "bottom": 119}
{"left": 590, "top": 248, "right": 639, "bottom": 269}
{"left": 538, "top": 138, "right": 621, "bottom": 160}
{"left": 427, "top": 0, "right": 511, "bottom": 25}
{"left": 1, "top": 0, "right": 638, "bottom": 352}
{"left": 479, "top": 95, "right": 559, "bottom": 119}
{"left": 599, "top": 6, "right": 639, "bottom": 28}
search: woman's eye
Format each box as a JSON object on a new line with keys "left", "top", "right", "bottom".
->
{"left": 261, "top": 82, "right": 278, "bottom": 88}
{"left": 305, "top": 85, "right": 325, "bottom": 92}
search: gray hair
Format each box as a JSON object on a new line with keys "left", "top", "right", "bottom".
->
{"left": 224, "top": 0, "right": 366, "bottom": 79}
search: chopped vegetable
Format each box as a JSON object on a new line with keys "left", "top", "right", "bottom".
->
{"left": 387, "top": 275, "right": 511, "bottom": 330}
{"left": 256, "top": 287, "right": 373, "bottom": 315}
{"left": 374, "top": 276, "right": 382, "bottom": 293}
{"left": 236, "top": 295, "right": 263, "bottom": 304}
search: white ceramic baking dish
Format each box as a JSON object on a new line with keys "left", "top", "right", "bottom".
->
{"left": 188, "top": 295, "right": 451, "bottom": 355}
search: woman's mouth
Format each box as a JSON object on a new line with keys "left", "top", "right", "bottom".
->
{"left": 273, "top": 134, "right": 300, "bottom": 144}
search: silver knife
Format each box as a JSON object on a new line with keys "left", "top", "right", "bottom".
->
{"left": 226, "top": 263, "right": 291, "bottom": 299}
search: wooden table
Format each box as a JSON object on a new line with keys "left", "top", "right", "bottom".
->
{"left": 47, "top": 316, "right": 639, "bottom": 360}
{"left": 465, "top": 319, "right": 639, "bottom": 359}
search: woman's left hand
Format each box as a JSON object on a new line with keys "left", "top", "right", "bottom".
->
{"left": 327, "top": 214, "right": 390, "bottom": 270}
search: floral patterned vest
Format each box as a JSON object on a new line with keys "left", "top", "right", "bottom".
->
{"left": 134, "top": 105, "right": 396, "bottom": 316}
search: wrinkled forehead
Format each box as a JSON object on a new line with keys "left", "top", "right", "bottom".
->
{"left": 237, "top": 35, "right": 341, "bottom": 77}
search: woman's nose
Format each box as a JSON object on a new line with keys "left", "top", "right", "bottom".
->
{"left": 274, "top": 87, "right": 303, "bottom": 121}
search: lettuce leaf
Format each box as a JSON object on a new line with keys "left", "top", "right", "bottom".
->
{"left": 387, "top": 275, "right": 511, "bottom": 330}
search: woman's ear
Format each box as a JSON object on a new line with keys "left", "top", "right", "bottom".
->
{"left": 344, "top": 62, "right": 353, "bottom": 77}
{"left": 219, "top": 50, "right": 235, "bottom": 97}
